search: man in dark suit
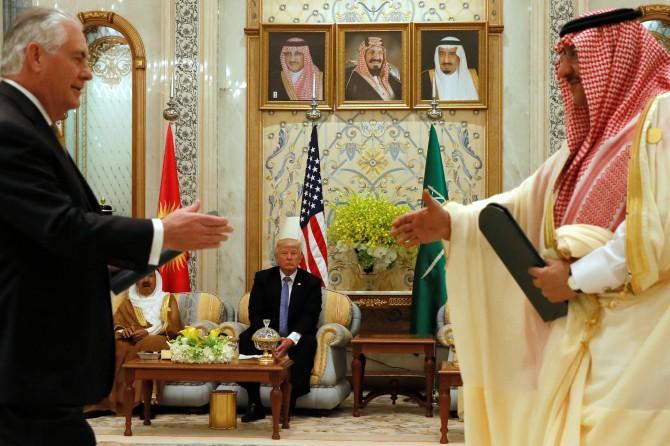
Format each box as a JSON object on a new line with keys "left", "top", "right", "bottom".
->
{"left": 0, "top": 8, "right": 233, "bottom": 446}
{"left": 238, "top": 233, "right": 322, "bottom": 422}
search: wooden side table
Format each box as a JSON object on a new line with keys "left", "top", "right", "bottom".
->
{"left": 438, "top": 361, "right": 463, "bottom": 444}
{"left": 351, "top": 334, "right": 436, "bottom": 417}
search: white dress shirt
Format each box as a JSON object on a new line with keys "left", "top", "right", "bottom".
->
{"left": 570, "top": 221, "right": 627, "bottom": 293}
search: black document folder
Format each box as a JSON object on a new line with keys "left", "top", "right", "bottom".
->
{"left": 478, "top": 203, "right": 568, "bottom": 321}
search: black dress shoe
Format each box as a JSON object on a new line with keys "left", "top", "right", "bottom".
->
{"left": 241, "top": 402, "right": 265, "bottom": 423}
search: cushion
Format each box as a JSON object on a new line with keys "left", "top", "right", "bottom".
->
{"left": 177, "top": 292, "right": 226, "bottom": 325}
{"left": 319, "top": 289, "right": 352, "bottom": 328}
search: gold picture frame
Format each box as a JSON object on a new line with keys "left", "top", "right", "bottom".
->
{"left": 336, "top": 23, "right": 410, "bottom": 110}
{"left": 413, "top": 22, "right": 488, "bottom": 109}
{"left": 260, "top": 24, "right": 334, "bottom": 110}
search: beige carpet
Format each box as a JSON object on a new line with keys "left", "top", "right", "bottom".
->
{"left": 90, "top": 395, "right": 464, "bottom": 446}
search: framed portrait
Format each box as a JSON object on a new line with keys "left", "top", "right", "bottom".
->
{"left": 260, "top": 24, "right": 334, "bottom": 110}
{"left": 336, "top": 23, "right": 410, "bottom": 109}
{"left": 413, "top": 22, "right": 488, "bottom": 108}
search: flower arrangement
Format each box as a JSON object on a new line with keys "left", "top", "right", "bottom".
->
{"left": 168, "top": 326, "right": 236, "bottom": 364}
{"left": 329, "top": 194, "right": 413, "bottom": 273}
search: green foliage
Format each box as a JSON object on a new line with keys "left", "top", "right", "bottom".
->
{"left": 329, "top": 193, "right": 414, "bottom": 272}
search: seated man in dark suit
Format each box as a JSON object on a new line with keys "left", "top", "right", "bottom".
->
{"left": 238, "top": 222, "right": 322, "bottom": 422}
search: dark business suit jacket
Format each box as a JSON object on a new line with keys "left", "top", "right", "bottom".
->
{"left": 245, "top": 266, "right": 322, "bottom": 336}
{"left": 239, "top": 266, "right": 322, "bottom": 397}
{"left": 0, "top": 81, "right": 154, "bottom": 406}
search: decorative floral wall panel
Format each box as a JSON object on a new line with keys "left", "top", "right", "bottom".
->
{"left": 262, "top": 109, "right": 485, "bottom": 290}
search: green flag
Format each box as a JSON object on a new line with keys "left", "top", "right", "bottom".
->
{"left": 411, "top": 125, "right": 448, "bottom": 335}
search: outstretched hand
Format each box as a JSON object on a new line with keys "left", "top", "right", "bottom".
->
{"left": 162, "top": 200, "right": 234, "bottom": 251}
{"left": 390, "top": 189, "right": 452, "bottom": 247}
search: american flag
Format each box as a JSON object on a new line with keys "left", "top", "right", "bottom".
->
{"left": 299, "top": 125, "right": 329, "bottom": 287}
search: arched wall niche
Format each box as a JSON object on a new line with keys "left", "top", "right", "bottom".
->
{"left": 77, "top": 11, "right": 147, "bottom": 217}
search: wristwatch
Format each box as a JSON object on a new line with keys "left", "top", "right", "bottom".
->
{"left": 567, "top": 267, "right": 583, "bottom": 293}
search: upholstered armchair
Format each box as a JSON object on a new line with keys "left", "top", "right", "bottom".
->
{"left": 436, "top": 303, "right": 462, "bottom": 416}
{"left": 217, "top": 289, "right": 361, "bottom": 410}
{"left": 112, "top": 291, "right": 236, "bottom": 408}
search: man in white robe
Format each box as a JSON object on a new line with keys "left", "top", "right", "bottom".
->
{"left": 393, "top": 8, "right": 670, "bottom": 445}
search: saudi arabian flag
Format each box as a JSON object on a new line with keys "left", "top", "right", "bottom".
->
{"left": 411, "top": 125, "right": 448, "bottom": 335}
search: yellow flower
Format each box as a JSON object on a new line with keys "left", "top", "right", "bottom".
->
{"left": 180, "top": 326, "right": 200, "bottom": 339}
{"left": 209, "top": 328, "right": 221, "bottom": 338}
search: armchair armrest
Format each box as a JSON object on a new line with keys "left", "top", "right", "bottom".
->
{"left": 311, "top": 323, "right": 352, "bottom": 387}
{"left": 315, "top": 322, "right": 352, "bottom": 348}
{"left": 217, "top": 321, "right": 248, "bottom": 339}
{"left": 190, "top": 320, "right": 218, "bottom": 332}
{"left": 436, "top": 325, "right": 451, "bottom": 347}
{"left": 349, "top": 302, "right": 362, "bottom": 337}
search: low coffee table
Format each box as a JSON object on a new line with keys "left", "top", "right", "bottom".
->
{"left": 122, "top": 358, "right": 292, "bottom": 440}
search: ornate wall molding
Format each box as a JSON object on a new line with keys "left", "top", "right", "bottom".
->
{"left": 548, "top": 0, "right": 575, "bottom": 155}
{"left": 175, "top": 0, "right": 199, "bottom": 287}
{"left": 78, "top": 11, "right": 147, "bottom": 217}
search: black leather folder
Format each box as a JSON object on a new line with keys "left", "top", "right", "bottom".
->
{"left": 478, "top": 203, "right": 568, "bottom": 321}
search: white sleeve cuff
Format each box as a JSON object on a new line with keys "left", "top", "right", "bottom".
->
{"left": 570, "top": 221, "right": 627, "bottom": 293}
{"left": 148, "top": 219, "right": 164, "bottom": 266}
{"left": 288, "top": 332, "right": 301, "bottom": 345}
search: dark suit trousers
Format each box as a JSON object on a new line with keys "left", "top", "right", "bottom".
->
{"left": 0, "top": 404, "right": 95, "bottom": 446}
{"left": 239, "top": 328, "right": 318, "bottom": 403}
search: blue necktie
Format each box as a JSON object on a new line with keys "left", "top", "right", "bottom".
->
{"left": 279, "top": 276, "right": 291, "bottom": 337}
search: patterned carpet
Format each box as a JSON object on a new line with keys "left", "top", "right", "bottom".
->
{"left": 90, "top": 395, "right": 464, "bottom": 446}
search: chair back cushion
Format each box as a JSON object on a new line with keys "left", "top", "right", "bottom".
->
{"left": 238, "top": 292, "right": 251, "bottom": 326}
{"left": 176, "top": 292, "right": 227, "bottom": 325}
{"left": 319, "top": 289, "right": 352, "bottom": 328}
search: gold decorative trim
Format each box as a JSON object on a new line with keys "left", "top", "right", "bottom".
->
{"left": 78, "top": 11, "right": 146, "bottom": 218}
{"left": 639, "top": 4, "right": 670, "bottom": 20}
{"left": 486, "top": 32, "right": 503, "bottom": 196}
{"left": 246, "top": 34, "right": 263, "bottom": 288}
{"left": 335, "top": 22, "right": 411, "bottom": 110}
{"left": 626, "top": 97, "right": 657, "bottom": 294}
{"left": 488, "top": 0, "right": 502, "bottom": 26}
{"left": 349, "top": 295, "right": 412, "bottom": 308}
{"left": 412, "top": 21, "right": 488, "bottom": 109}
{"left": 88, "top": 36, "right": 131, "bottom": 85}
{"left": 259, "top": 23, "right": 335, "bottom": 110}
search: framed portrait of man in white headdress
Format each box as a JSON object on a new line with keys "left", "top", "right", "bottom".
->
{"left": 413, "top": 23, "right": 488, "bottom": 108}
{"left": 336, "top": 23, "right": 410, "bottom": 109}
{"left": 260, "top": 24, "right": 334, "bottom": 109}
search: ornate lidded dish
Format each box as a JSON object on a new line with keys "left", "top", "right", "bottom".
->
{"left": 251, "top": 319, "right": 281, "bottom": 364}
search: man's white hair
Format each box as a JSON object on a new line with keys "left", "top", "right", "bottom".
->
{"left": 1, "top": 7, "right": 81, "bottom": 76}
